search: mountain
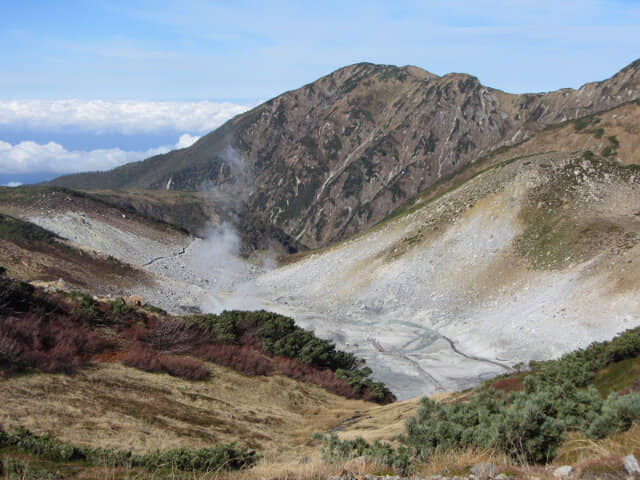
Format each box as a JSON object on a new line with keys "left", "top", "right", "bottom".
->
{"left": 21, "top": 97, "right": 640, "bottom": 398}
{"left": 50, "top": 60, "right": 640, "bottom": 249}
{"left": 4, "top": 117, "right": 640, "bottom": 478}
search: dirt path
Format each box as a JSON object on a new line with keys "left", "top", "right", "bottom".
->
{"left": 142, "top": 247, "right": 186, "bottom": 266}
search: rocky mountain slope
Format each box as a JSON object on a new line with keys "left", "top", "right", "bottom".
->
{"left": 16, "top": 96, "right": 640, "bottom": 399}
{"left": 50, "top": 60, "right": 640, "bottom": 249}
{"left": 254, "top": 149, "right": 640, "bottom": 398}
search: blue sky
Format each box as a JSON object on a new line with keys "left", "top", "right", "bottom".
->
{"left": 1, "top": 0, "right": 639, "bottom": 185}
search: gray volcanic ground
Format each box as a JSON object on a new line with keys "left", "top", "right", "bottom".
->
{"left": 29, "top": 153, "right": 640, "bottom": 400}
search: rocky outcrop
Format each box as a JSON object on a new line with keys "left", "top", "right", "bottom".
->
{"left": 50, "top": 60, "right": 640, "bottom": 249}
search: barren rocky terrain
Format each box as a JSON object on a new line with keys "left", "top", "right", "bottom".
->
{"left": 11, "top": 147, "right": 639, "bottom": 401}
{"left": 255, "top": 152, "right": 640, "bottom": 398}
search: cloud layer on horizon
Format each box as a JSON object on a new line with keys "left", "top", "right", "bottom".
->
{"left": 0, "top": 100, "right": 250, "bottom": 134}
{"left": 0, "top": 133, "right": 200, "bottom": 175}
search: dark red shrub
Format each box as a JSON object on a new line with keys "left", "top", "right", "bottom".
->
{"left": 272, "top": 355, "right": 357, "bottom": 398}
{"left": 151, "top": 320, "right": 202, "bottom": 353}
{"left": 122, "top": 344, "right": 162, "bottom": 372}
{"left": 197, "top": 344, "right": 273, "bottom": 376}
{"left": 158, "top": 354, "right": 209, "bottom": 381}
{"left": 121, "top": 323, "right": 154, "bottom": 343}
{"left": 0, "top": 312, "right": 112, "bottom": 373}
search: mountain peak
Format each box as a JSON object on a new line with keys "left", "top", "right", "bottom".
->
{"left": 327, "top": 62, "right": 438, "bottom": 83}
{"left": 49, "top": 61, "right": 640, "bottom": 250}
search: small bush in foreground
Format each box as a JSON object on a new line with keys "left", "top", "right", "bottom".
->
{"left": 403, "top": 385, "right": 640, "bottom": 464}
{"left": 313, "top": 433, "right": 414, "bottom": 476}
{"left": 158, "top": 354, "right": 209, "bottom": 380}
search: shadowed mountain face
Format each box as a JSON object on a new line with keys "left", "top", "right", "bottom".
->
{"left": 50, "top": 60, "right": 640, "bottom": 248}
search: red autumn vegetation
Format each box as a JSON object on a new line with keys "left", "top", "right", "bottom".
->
{"left": 122, "top": 343, "right": 209, "bottom": 380}
{"left": 0, "top": 275, "right": 391, "bottom": 402}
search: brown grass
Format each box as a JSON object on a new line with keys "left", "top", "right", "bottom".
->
{"left": 0, "top": 362, "right": 372, "bottom": 462}
{"left": 555, "top": 424, "right": 640, "bottom": 466}
{"left": 415, "top": 448, "right": 508, "bottom": 478}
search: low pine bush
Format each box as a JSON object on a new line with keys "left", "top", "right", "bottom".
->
{"left": 313, "top": 433, "right": 414, "bottom": 476}
{"left": 0, "top": 427, "right": 258, "bottom": 472}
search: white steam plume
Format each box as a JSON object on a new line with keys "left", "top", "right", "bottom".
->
{"left": 192, "top": 223, "right": 272, "bottom": 314}
{"left": 190, "top": 145, "right": 279, "bottom": 314}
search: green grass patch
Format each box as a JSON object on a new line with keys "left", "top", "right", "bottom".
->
{"left": 593, "top": 355, "right": 640, "bottom": 397}
{"left": 514, "top": 217, "right": 622, "bottom": 269}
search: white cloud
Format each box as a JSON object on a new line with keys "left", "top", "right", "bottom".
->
{"left": 0, "top": 100, "right": 251, "bottom": 134}
{"left": 0, "top": 135, "right": 197, "bottom": 174}
{"left": 4, "top": 181, "right": 22, "bottom": 187}
{"left": 175, "top": 133, "right": 200, "bottom": 149}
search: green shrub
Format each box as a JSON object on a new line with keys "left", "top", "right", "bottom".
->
{"left": 0, "top": 458, "right": 57, "bottom": 479}
{"left": 186, "top": 309, "right": 393, "bottom": 402}
{"left": 313, "top": 433, "right": 414, "bottom": 476}
{"left": 0, "top": 214, "right": 60, "bottom": 248}
{"left": 608, "top": 135, "right": 620, "bottom": 148}
{"left": 1, "top": 427, "right": 84, "bottom": 462}
{"left": 573, "top": 116, "right": 599, "bottom": 131}
{"left": 136, "top": 443, "right": 257, "bottom": 472}
{"left": 109, "top": 299, "right": 133, "bottom": 315}
{"left": 0, "top": 427, "right": 258, "bottom": 472}
{"left": 587, "top": 393, "right": 640, "bottom": 439}
{"left": 67, "top": 291, "right": 100, "bottom": 320}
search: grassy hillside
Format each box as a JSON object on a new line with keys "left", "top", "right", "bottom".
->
{"left": 4, "top": 308, "right": 640, "bottom": 479}
{"left": 0, "top": 275, "right": 392, "bottom": 403}
{"left": 0, "top": 275, "right": 390, "bottom": 478}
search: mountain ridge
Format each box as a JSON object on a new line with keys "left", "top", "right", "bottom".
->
{"left": 49, "top": 59, "right": 640, "bottom": 248}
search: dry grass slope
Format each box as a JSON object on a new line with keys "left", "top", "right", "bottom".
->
{"left": 0, "top": 363, "right": 373, "bottom": 467}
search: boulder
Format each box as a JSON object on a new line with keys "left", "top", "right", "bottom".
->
{"left": 553, "top": 465, "right": 573, "bottom": 478}
{"left": 623, "top": 454, "right": 640, "bottom": 475}
{"left": 471, "top": 462, "right": 497, "bottom": 479}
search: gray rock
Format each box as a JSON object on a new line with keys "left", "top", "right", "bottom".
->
{"left": 471, "top": 462, "right": 497, "bottom": 479}
{"left": 494, "top": 474, "right": 509, "bottom": 480}
{"left": 553, "top": 465, "right": 573, "bottom": 478}
{"left": 623, "top": 454, "right": 640, "bottom": 475}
